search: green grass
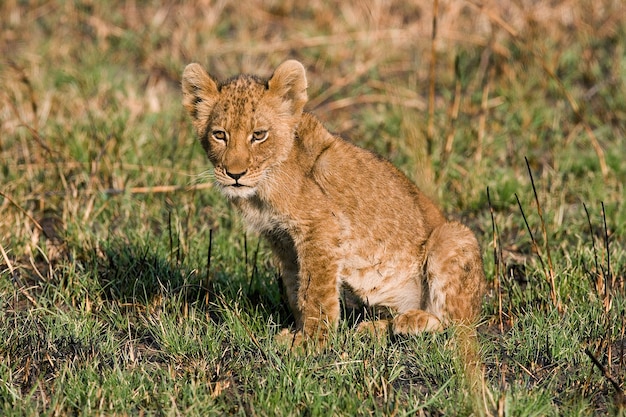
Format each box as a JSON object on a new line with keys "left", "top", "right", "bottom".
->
{"left": 1, "top": 0, "right": 625, "bottom": 415}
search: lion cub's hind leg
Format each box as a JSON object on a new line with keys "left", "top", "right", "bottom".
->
{"left": 385, "top": 221, "right": 484, "bottom": 336}
{"left": 356, "top": 308, "right": 442, "bottom": 337}
{"left": 357, "top": 310, "right": 442, "bottom": 337}
{"left": 392, "top": 309, "right": 443, "bottom": 334}
{"left": 357, "top": 221, "right": 484, "bottom": 338}
{"left": 422, "top": 221, "right": 485, "bottom": 327}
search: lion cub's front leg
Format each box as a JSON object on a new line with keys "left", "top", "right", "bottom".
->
{"left": 265, "top": 233, "right": 302, "bottom": 327}
{"left": 297, "top": 239, "right": 341, "bottom": 345}
{"left": 269, "top": 233, "right": 341, "bottom": 348}
{"left": 298, "top": 263, "right": 340, "bottom": 342}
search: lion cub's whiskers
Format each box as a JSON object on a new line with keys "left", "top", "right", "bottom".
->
{"left": 190, "top": 169, "right": 215, "bottom": 186}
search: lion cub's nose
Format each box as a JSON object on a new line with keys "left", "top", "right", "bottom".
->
{"left": 226, "top": 170, "right": 246, "bottom": 181}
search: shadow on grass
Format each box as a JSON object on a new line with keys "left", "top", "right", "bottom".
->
{"left": 96, "top": 242, "right": 196, "bottom": 305}
{"left": 93, "top": 238, "right": 292, "bottom": 326}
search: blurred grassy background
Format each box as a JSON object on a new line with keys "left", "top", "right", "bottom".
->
{"left": 1, "top": 0, "right": 625, "bottom": 415}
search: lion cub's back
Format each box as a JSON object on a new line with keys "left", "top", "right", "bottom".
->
{"left": 296, "top": 114, "right": 445, "bottom": 244}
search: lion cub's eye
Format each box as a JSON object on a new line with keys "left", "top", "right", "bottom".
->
{"left": 251, "top": 130, "right": 268, "bottom": 143}
{"left": 212, "top": 130, "right": 227, "bottom": 142}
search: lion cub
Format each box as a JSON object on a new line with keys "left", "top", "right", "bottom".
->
{"left": 182, "top": 60, "right": 485, "bottom": 344}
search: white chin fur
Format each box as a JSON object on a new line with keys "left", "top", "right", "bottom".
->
{"left": 219, "top": 185, "right": 257, "bottom": 199}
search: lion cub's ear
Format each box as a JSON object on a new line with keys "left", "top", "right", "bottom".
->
{"left": 268, "top": 60, "right": 308, "bottom": 116}
{"left": 182, "top": 63, "right": 219, "bottom": 137}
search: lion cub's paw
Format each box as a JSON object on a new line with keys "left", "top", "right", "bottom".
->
{"left": 274, "top": 328, "right": 331, "bottom": 353}
{"left": 274, "top": 328, "right": 304, "bottom": 348}
{"left": 355, "top": 320, "right": 391, "bottom": 340}
{"left": 392, "top": 310, "right": 443, "bottom": 334}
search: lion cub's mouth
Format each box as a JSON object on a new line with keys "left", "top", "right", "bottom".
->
{"left": 218, "top": 180, "right": 257, "bottom": 198}
{"left": 213, "top": 168, "right": 261, "bottom": 198}
{"left": 229, "top": 179, "right": 253, "bottom": 189}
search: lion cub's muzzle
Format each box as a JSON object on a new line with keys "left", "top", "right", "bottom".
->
{"left": 226, "top": 169, "right": 246, "bottom": 184}
{"left": 214, "top": 167, "right": 259, "bottom": 198}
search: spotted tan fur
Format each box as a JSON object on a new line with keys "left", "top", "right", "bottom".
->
{"left": 182, "top": 60, "right": 485, "bottom": 345}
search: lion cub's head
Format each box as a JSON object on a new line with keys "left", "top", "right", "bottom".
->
{"left": 182, "top": 60, "right": 308, "bottom": 199}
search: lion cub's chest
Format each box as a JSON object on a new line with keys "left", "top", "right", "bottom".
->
{"left": 235, "top": 192, "right": 302, "bottom": 233}
{"left": 238, "top": 201, "right": 284, "bottom": 234}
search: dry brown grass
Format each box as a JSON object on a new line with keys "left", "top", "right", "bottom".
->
{"left": 2, "top": 0, "right": 623, "bottom": 233}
